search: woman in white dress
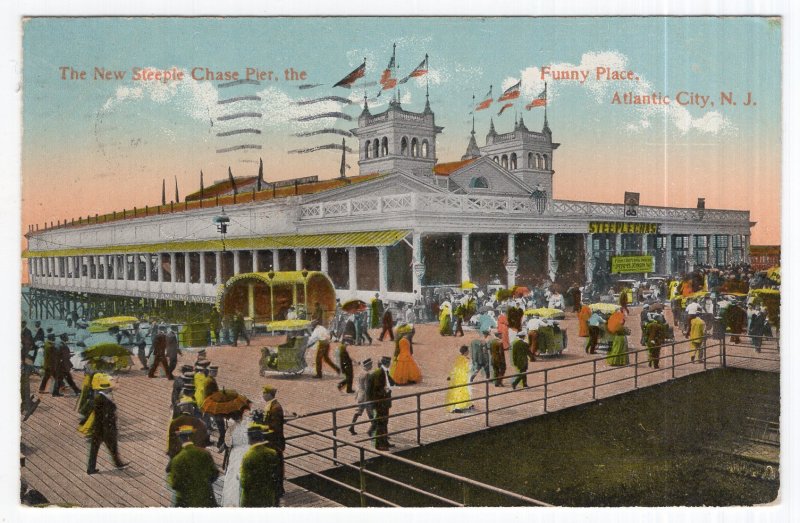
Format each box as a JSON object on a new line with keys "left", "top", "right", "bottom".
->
{"left": 221, "top": 408, "right": 251, "bottom": 507}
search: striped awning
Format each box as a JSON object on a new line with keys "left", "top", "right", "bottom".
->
{"left": 22, "top": 229, "right": 410, "bottom": 258}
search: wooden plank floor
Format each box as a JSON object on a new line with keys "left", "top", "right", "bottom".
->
{"left": 20, "top": 306, "right": 778, "bottom": 507}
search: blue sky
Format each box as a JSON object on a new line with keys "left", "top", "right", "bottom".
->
{"left": 21, "top": 16, "right": 782, "bottom": 242}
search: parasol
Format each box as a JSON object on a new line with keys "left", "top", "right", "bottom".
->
{"left": 460, "top": 281, "right": 477, "bottom": 290}
{"left": 341, "top": 299, "right": 368, "bottom": 313}
{"left": 81, "top": 343, "right": 130, "bottom": 360}
{"left": 512, "top": 286, "right": 530, "bottom": 297}
{"left": 201, "top": 389, "right": 251, "bottom": 416}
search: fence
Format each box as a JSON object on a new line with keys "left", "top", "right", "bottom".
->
{"left": 283, "top": 332, "right": 779, "bottom": 506}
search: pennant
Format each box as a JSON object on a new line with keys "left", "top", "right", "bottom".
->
{"left": 399, "top": 54, "right": 428, "bottom": 84}
{"left": 174, "top": 176, "right": 180, "bottom": 203}
{"left": 525, "top": 87, "right": 548, "bottom": 109}
{"left": 475, "top": 85, "right": 493, "bottom": 111}
{"left": 497, "top": 102, "right": 514, "bottom": 116}
{"left": 257, "top": 158, "right": 264, "bottom": 191}
{"left": 498, "top": 80, "right": 521, "bottom": 102}
{"left": 380, "top": 43, "right": 396, "bottom": 86}
{"left": 339, "top": 138, "right": 347, "bottom": 178}
{"left": 333, "top": 60, "right": 366, "bottom": 88}
{"left": 200, "top": 170, "right": 204, "bottom": 199}
{"left": 161, "top": 179, "right": 166, "bottom": 205}
{"left": 228, "top": 166, "right": 237, "bottom": 195}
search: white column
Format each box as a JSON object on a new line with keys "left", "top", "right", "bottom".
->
{"left": 252, "top": 250, "right": 259, "bottom": 273}
{"left": 687, "top": 234, "right": 695, "bottom": 272}
{"left": 199, "top": 252, "right": 206, "bottom": 284}
{"left": 272, "top": 249, "right": 280, "bottom": 271}
{"left": 665, "top": 235, "right": 673, "bottom": 275}
{"left": 460, "top": 233, "right": 470, "bottom": 283}
{"left": 295, "top": 249, "right": 303, "bottom": 271}
{"left": 233, "top": 250, "right": 241, "bottom": 275}
{"left": 505, "top": 234, "right": 517, "bottom": 288}
{"left": 743, "top": 235, "right": 751, "bottom": 264}
{"left": 156, "top": 254, "right": 163, "bottom": 284}
{"left": 726, "top": 235, "right": 733, "bottom": 266}
{"left": 145, "top": 253, "right": 152, "bottom": 282}
{"left": 378, "top": 246, "right": 388, "bottom": 296}
{"left": 170, "top": 252, "right": 177, "bottom": 283}
{"left": 615, "top": 233, "right": 622, "bottom": 255}
{"left": 642, "top": 233, "right": 649, "bottom": 255}
{"left": 184, "top": 252, "right": 191, "bottom": 285}
{"left": 412, "top": 232, "right": 424, "bottom": 295}
{"left": 247, "top": 283, "right": 255, "bottom": 319}
{"left": 585, "top": 233, "right": 594, "bottom": 283}
{"left": 320, "top": 248, "right": 329, "bottom": 274}
{"left": 348, "top": 247, "right": 358, "bottom": 293}
{"left": 547, "top": 234, "right": 557, "bottom": 282}
{"left": 215, "top": 251, "right": 223, "bottom": 284}
{"left": 133, "top": 254, "right": 140, "bottom": 281}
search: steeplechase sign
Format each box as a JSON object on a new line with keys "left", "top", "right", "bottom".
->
{"left": 611, "top": 255, "right": 655, "bottom": 274}
{"left": 589, "top": 222, "right": 659, "bottom": 234}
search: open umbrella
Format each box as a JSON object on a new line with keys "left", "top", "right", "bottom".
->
{"left": 81, "top": 343, "right": 130, "bottom": 360}
{"left": 461, "top": 281, "right": 477, "bottom": 290}
{"left": 341, "top": 299, "right": 368, "bottom": 313}
{"left": 201, "top": 389, "right": 251, "bottom": 416}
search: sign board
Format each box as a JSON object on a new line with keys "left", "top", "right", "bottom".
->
{"left": 589, "top": 222, "right": 659, "bottom": 234}
{"left": 611, "top": 255, "right": 655, "bottom": 274}
{"left": 624, "top": 191, "right": 640, "bottom": 216}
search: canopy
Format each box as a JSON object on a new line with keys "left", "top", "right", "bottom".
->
{"left": 217, "top": 271, "right": 336, "bottom": 323}
{"left": 88, "top": 316, "right": 138, "bottom": 333}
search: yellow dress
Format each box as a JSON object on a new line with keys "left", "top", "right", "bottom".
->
{"left": 445, "top": 354, "right": 472, "bottom": 412}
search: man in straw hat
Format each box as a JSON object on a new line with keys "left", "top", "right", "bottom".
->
{"left": 171, "top": 365, "right": 195, "bottom": 411}
{"left": 240, "top": 424, "right": 282, "bottom": 507}
{"left": 167, "top": 424, "right": 219, "bottom": 507}
{"left": 511, "top": 330, "right": 532, "bottom": 390}
{"left": 308, "top": 319, "right": 339, "bottom": 378}
{"left": 349, "top": 357, "right": 374, "bottom": 435}
{"left": 86, "top": 373, "right": 128, "bottom": 474}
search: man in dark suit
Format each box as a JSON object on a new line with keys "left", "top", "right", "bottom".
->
{"left": 378, "top": 308, "right": 394, "bottom": 341}
{"left": 87, "top": 374, "right": 128, "bottom": 474}
{"left": 167, "top": 425, "right": 218, "bottom": 507}
{"left": 53, "top": 333, "right": 81, "bottom": 396}
{"left": 148, "top": 325, "right": 173, "bottom": 379}
{"left": 166, "top": 326, "right": 182, "bottom": 375}
{"left": 367, "top": 357, "right": 394, "bottom": 450}
{"left": 171, "top": 365, "right": 195, "bottom": 411}
{"left": 511, "top": 331, "right": 531, "bottom": 390}
{"left": 37, "top": 333, "right": 57, "bottom": 394}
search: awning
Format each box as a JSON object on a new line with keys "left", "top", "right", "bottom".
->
{"left": 23, "top": 229, "right": 410, "bottom": 258}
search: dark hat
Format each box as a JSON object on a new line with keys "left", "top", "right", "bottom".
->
{"left": 46, "top": 327, "right": 53, "bottom": 333}
{"left": 59, "top": 333, "right": 69, "bottom": 340}
{"left": 182, "top": 384, "right": 196, "bottom": 393}
{"left": 208, "top": 365, "right": 219, "bottom": 372}
{"left": 361, "top": 358, "right": 373, "bottom": 370}
{"left": 180, "top": 364, "right": 194, "bottom": 373}
{"left": 380, "top": 356, "right": 392, "bottom": 367}
{"left": 195, "top": 360, "right": 211, "bottom": 368}
{"left": 46, "top": 333, "right": 56, "bottom": 341}
{"left": 182, "top": 370, "right": 195, "bottom": 379}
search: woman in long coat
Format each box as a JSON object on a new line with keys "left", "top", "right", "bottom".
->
{"left": 439, "top": 303, "right": 452, "bottom": 336}
{"left": 605, "top": 310, "right": 629, "bottom": 366}
{"left": 445, "top": 346, "right": 472, "bottom": 412}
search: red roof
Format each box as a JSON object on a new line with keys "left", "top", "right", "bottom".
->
{"left": 433, "top": 158, "right": 477, "bottom": 176}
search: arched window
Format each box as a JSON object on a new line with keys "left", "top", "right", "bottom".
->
{"left": 373, "top": 140, "right": 379, "bottom": 159}
{"left": 381, "top": 137, "right": 388, "bottom": 156}
{"left": 493, "top": 156, "right": 499, "bottom": 163}
{"left": 536, "top": 153, "right": 543, "bottom": 169}
{"left": 470, "top": 176, "right": 489, "bottom": 189}
{"left": 411, "top": 138, "right": 419, "bottom": 157}
{"left": 421, "top": 140, "right": 429, "bottom": 158}
{"left": 401, "top": 137, "right": 409, "bottom": 156}
{"left": 528, "top": 152, "right": 534, "bottom": 168}
{"left": 365, "top": 140, "right": 371, "bottom": 159}
{"left": 543, "top": 154, "right": 549, "bottom": 170}
{"left": 501, "top": 154, "right": 509, "bottom": 169}
{"left": 510, "top": 153, "right": 518, "bottom": 170}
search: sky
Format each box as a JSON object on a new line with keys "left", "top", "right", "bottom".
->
{"left": 21, "top": 16, "right": 782, "bottom": 244}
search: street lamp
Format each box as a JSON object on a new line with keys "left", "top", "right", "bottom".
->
{"left": 301, "top": 268, "right": 309, "bottom": 318}
{"left": 213, "top": 208, "right": 230, "bottom": 252}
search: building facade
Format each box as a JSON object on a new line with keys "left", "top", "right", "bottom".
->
{"left": 24, "top": 97, "right": 752, "bottom": 305}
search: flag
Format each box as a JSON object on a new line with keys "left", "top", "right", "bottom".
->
{"left": 161, "top": 179, "right": 166, "bottom": 205}
{"left": 333, "top": 60, "right": 366, "bottom": 88}
{"left": 228, "top": 166, "right": 237, "bottom": 195}
{"left": 174, "top": 176, "right": 179, "bottom": 203}
{"left": 200, "top": 170, "right": 204, "bottom": 199}
{"left": 497, "top": 103, "right": 514, "bottom": 116}
{"left": 257, "top": 158, "right": 264, "bottom": 191}
{"left": 379, "top": 43, "right": 396, "bottom": 86}
{"left": 498, "top": 80, "right": 521, "bottom": 102}
{"left": 399, "top": 54, "right": 428, "bottom": 84}
{"left": 526, "top": 87, "right": 548, "bottom": 110}
{"left": 475, "top": 85, "right": 493, "bottom": 111}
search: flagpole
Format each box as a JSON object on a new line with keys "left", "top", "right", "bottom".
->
{"left": 544, "top": 81, "right": 549, "bottom": 129}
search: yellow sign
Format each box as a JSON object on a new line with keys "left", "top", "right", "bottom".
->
{"left": 611, "top": 255, "right": 655, "bottom": 274}
{"left": 589, "top": 222, "right": 659, "bottom": 234}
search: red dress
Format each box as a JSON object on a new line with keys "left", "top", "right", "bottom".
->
{"left": 390, "top": 338, "right": 422, "bottom": 385}
{"left": 498, "top": 314, "right": 510, "bottom": 350}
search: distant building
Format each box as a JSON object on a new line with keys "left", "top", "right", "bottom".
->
{"left": 749, "top": 245, "right": 780, "bottom": 271}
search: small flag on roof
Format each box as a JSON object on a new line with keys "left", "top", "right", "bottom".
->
{"left": 475, "top": 85, "right": 493, "bottom": 111}
{"left": 399, "top": 54, "right": 428, "bottom": 84}
{"left": 497, "top": 102, "right": 514, "bottom": 116}
{"left": 526, "top": 84, "right": 548, "bottom": 110}
{"left": 333, "top": 59, "right": 366, "bottom": 88}
{"left": 498, "top": 80, "right": 521, "bottom": 102}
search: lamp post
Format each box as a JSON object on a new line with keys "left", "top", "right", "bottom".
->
{"left": 213, "top": 208, "right": 230, "bottom": 252}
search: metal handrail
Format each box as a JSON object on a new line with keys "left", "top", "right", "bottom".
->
{"left": 284, "top": 422, "right": 552, "bottom": 507}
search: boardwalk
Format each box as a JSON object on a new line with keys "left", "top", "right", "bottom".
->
{"left": 20, "top": 306, "right": 778, "bottom": 507}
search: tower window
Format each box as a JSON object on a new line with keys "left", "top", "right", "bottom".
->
{"left": 510, "top": 153, "right": 518, "bottom": 170}
{"left": 470, "top": 176, "right": 489, "bottom": 189}
{"left": 528, "top": 152, "right": 534, "bottom": 168}
{"left": 411, "top": 138, "right": 419, "bottom": 157}
{"left": 381, "top": 137, "right": 388, "bottom": 156}
{"left": 536, "top": 153, "right": 543, "bottom": 169}
{"left": 421, "top": 140, "right": 429, "bottom": 158}
{"left": 401, "top": 137, "right": 409, "bottom": 156}
{"left": 501, "top": 154, "right": 508, "bottom": 169}
{"left": 543, "top": 153, "right": 549, "bottom": 170}
{"left": 365, "top": 140, "right": 371, "bottom": 159}
{"left": 493, "top": 156, "right": 499, "bottom": 163}
{"left": 373, "top": 140, "right": 379, "bottom": 159}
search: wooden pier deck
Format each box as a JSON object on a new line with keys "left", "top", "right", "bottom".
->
{"left": 20, "top": 307, "right": 778, "bottom": 507}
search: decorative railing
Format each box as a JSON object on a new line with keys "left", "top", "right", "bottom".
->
{"left": 298, "top": 193, "right": 750, "bottom": 224}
